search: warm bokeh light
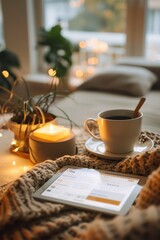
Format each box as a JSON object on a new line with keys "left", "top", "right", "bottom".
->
{"left": 11, "top": 139, "right": 24, "bottom": 153}
{"left": 88, "top": 57, "right": 99, "bottom": 65}
{"left": 2, "top": 70, "right": 9, "bottom": 78}
{"left": 75, "top": 69, "right": 84, "bottom": 78}
{"left": 12, "top": 161, "right": 16, "bottom": 166}
{"left": 86, "top": 38, "right": 108, "bottom": 53}
{"left": 48, "top": 68, "right": 57, "bottom": 77}
{"left": 11, "top": 139, "right": 17, "bottom": 145}
{"left": 79, "top": 41, "right": 87, "bottom": 49}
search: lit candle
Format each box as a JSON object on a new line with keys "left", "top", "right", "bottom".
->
{"left": 29, "top": 125, "right": 76, "bottom": 163}
{"left": 32, "top": 124, "right": 71, "bottom": 142}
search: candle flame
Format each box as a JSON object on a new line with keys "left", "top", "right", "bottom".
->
{"left": 49, "top": 124, "right": 64, "bottom": 134}
{"left": 49, "top": 124, "right": 55, "bottom": 133}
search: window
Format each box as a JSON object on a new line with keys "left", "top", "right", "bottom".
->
{"left": 146, "top": 0, "right": 160, "bottom": 60}
{"left": 43, "top": 0, "right": 127, "bottom": 62}
{"left": 44, "top": 0, "right": 126, "bottom": 33}
{"left": 1, "top": 0, "right": 159, "bottom": 77}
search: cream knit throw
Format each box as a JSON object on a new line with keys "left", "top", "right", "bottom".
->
{"left": 0, "top": 130, "right": 160, "bottom": 240}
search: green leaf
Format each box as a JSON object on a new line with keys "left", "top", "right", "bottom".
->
{"left": 37, "top": 24, "right": 73, "bottom": 78}
{"left": 0, "top": 49, "right": 20, "bottom": 90}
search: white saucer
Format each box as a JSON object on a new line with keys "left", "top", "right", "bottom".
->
{"left": 85, "top": 137, "right": 154, "bottom": 160}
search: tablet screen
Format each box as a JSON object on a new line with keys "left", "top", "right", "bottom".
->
{"left": 33, "top": 166, "right": 146, "bottom": 215}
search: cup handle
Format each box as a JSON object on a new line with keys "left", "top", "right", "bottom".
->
{"left": 84, "top": 118, "right": 101, "bottom": 140}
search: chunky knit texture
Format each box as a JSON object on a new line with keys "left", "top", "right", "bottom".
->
{"left": 0, "top": 130, "right": 160, "bottom": 240}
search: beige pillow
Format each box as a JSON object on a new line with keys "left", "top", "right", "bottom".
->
{"left": 78, "top": 66, "right": 157, "bottom": 96}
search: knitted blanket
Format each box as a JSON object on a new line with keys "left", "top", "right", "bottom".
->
{"left": 0, "top": 130, "right": 160, "bottom": 240}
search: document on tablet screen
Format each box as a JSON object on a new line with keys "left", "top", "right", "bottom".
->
{"left": 38, "top": 167, "right": 142, "bottom": 214}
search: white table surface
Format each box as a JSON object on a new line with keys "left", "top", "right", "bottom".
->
{"left": 0, "top": 129, "right": 34, "bottom": 186}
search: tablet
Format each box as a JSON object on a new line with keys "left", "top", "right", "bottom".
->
{"left": 33, "top": 166, "right": 147, "bottom": 215}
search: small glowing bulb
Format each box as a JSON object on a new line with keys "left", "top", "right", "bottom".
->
{"left": 13, "top": 147, "right": 19, "bottom": 152}
{"left": 12, "top": 161, "right": 16, "bottom": 166}
{"left": 48, "top": 68, "right": 57, "bottom": 77}
{"left": 2, "top": 70, "right": 9, "bottom": 78}
{"left": 0, "top": 133, "right": 2, "bottom": 137}
{"left": 11, "top": 139, "right": 17, "bottom": 145}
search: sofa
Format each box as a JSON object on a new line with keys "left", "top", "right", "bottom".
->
{"left": 53, "top": 61, "right": 160, "bottom": 135}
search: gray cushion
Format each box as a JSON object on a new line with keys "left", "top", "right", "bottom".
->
{"left": 116, "top": 57, "right": 160, "bottom": 89}
{"left": 78, "top": 65, "right": 157, "bottom": 97}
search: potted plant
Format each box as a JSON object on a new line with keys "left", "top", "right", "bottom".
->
{"left": 0, "top": 47, "right": 20, "bottom": 90}
{"left": 0, "top": 77, "right": 73, "bottom": 156}
{"left": 37, "top": 24, "right": 73, "bottom": 84}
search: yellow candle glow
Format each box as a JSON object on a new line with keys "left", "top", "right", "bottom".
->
{"left": 32, "top": 124, "right": 71, "bottom": 142}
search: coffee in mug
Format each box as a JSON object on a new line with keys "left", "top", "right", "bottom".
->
{"left": 84, "top": 109, "right": 143, "bottom": 154}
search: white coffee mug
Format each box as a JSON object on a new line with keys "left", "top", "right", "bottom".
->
{"left": 84, "top": 109, "right": 143, "bottom": 154}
